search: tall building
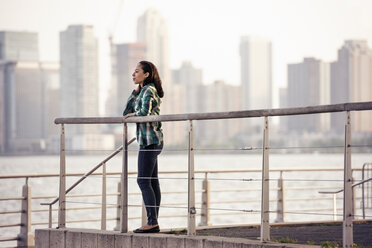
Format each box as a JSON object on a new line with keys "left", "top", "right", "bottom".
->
{"left": 172, "top": 61, "right": 203, "bottom": 113}
{"left": 137, "top": 9, "right": 170, "bottom": 88}
{"left": 287, "top": 58, "right": 330, "bottom": 133}
{"left": 108, "top": 42, "right": 146, "bottom": 116}
{"left": 0, "top": 31, "right": 39, "bottom": 61}
{"left": 199, "top": 80, "right": 242, "bottom": 145}
{"left": 137, "top": 9, "right": 184, "bottom": 145}
{"left": 40, "top": 62, "right": 60, "bottom": 141}
{"left": 0, "top": 61, "right": 59, "bottom": 153}
{"left": 239, "top": 36, "right": 272, "bottom": 110}
{"left": 331, "top": 40, "right": 372, "bottom": 133}
{"left": 60, "top": 25, "right": 99, "bottom": 134}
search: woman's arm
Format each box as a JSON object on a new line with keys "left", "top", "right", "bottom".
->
{"left": 123, "top": 89, "right": 140, "bottom": 116}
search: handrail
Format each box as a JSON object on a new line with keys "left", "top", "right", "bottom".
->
{"left": 41, "top": 137, "right": 136, "bottom": 206}
{"left": 1, "top": 168, "right": 356, "bottom": 180}
{"left": 54, "top": 101, "right": 372, "bottom": 124}
{"left": 318, "top": 177, "right": 372, "bottom": 194}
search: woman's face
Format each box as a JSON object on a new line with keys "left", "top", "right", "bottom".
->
{"left": 132, "top": 64, "right": 149, "bottom": 85}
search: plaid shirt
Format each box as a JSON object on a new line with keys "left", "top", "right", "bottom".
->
{"left": 123, "top": 83, "right": 163, "bottom": 147}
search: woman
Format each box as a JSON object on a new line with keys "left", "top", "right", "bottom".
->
{"left": 123, "top": 61, "right": 164, "bottom": 233}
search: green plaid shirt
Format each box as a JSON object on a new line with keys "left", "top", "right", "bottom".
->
{"left": 123, "top": 83, "right": 163, "bottom": 147}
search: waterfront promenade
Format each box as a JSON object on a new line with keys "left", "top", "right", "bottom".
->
{"left": 194, "top": 220, "right": 372, "bottom": 246}
{"left": 1, "top": 101, "right": 372, "bottom": 247}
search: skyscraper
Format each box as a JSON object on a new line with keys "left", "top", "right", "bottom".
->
{"left": 331, "top": 40, "right": 372, "bottom": 133}
{"left": 60, "top": 25, "right": 99, "bottom": 134}
{"left": 0, "top": 61, "right": 58, "bottom": 153}
{"left": 0, "top": 31, "right": 39, "bottom": 61}
{"left": 239, "top": 36, "right": 272, "bottom": 111}
{"left": 137, "top": 9, "right": 184, "bottom": 145}
{"left": 287, "top": 58, "right": 330, "bottom": 133}
{"left": 137, "top": 9, "right": 170, "bottom": 87}
{"left": 108, "top": 42, "right": 146, "bottom": 116}
{"left": 200, "top": 80, "right": 242, "bottom": 145}
{"left": 172, "top": 61, "right": 203, "bottom": 113}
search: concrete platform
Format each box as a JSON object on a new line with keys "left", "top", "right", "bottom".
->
{"left": 35, "top": 228, "right": 319, "bottom": 248}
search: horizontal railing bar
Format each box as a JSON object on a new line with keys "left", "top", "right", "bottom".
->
{"left": 32, "top": 205, "right": 118, "bottom": 213}
{"left": 0, "top": 172, "right": 131, "bottom": 179}
{"left": 283, "top": 208, "right": 342, "bottom": 212}
{"left": 0, "top": 223, "right": 22, "bottom": 228}
{"left": 32, "top": 217, "right": 119, "bottom": 226}
{"left": 0, "top": 197, "right": 25, "bottom": 201}
{"left": 0, "top": 237, "right": 18, "bottom": 242}
{"left": 54, "top": 101, "right": 372, "bottom": 124}
{"left": 0, "top": 168, "right": 357, "bottom": 180}
{"left": 319, "top": 177, "right": 372, "bottom": 194}
{"left": 0, "top": 210, "right": 23, "bottom": 215}
{"left": 32, "top": 193, "right": 120, "bottom": 200}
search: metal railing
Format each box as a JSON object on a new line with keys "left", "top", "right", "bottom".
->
{"left": 2, "top": 101, "right": 372, "bottom": 247}
{"left": 1, "top": 168, "right": 372, "bottom": 247}
{"left": 50, "top": 101, "right": 372, "bottom": 247}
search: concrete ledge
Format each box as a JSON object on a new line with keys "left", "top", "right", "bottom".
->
{"left": 35, "top": 228, "right": 320, "bottom": 248}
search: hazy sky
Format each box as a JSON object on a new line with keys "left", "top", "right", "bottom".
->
{"left": 1, "top": 0, "right": 372, "bottom": 109}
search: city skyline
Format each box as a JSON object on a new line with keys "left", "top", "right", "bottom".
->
{"left": 1, "top": 0, "right": 372, "bottom": 112}
{"left": 1, "top": 30, "right": 372, "bottom": 153}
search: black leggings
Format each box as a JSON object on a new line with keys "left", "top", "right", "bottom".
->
{"left": 137, "top": 142, "right": 163, "bottom": 225}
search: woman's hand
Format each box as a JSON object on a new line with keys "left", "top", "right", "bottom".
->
{"left": 124, "top": 113, "right": 135, "bottom": 119}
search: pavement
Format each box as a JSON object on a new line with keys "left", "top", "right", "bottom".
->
{"left": 167, "top": 221, "right": 372, "bottom": 247}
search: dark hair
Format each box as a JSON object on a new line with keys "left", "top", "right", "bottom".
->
{"left": 139, "top": 61, "right": 164, "bottom": 98}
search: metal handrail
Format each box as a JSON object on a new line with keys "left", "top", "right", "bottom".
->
{"left": 0, "top": 168, "right": 353, "bottom": 180}
{"left": 362, "top": 163, "right": 372, "bottom": 219}
{"left": 40, "top": 137, "right": 136, "bottom": 207}
{"left": 54, "top": 101, "right": 372, "bottom": 124}
{"left": 318, "top": 177, "right": 372, "bottom": 194}
{"left": 34, "top": 101, "right": 372, "bottom": 245}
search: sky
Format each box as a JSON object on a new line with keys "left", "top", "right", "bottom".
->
{"left": 1, "top": 0, "right": 372, "bottom": 110}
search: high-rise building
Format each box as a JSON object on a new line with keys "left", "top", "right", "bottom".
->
{"left": 199, "top": 80, "right": 242, "bottom": 145}
{"left": 0, "top": 61, "right": 59, "bottom": 153}
{"left": 108, "top": 42, "right": 146, "bottom": 116}
{"left": 0, "top": 31, "right": 39, "bottom": 61}
{"left": 40, "top": 62, "right": 60, "bottom": 140}
{"left": 287, "top": 58, "right": 330, "bottom": 133}
{"left": 137, "top": 9, "right": 184, "bottom": 145}
{"left": 172, "top": 61, "right": 203, "bottom": 114}
{"left": 239, "top": 36, "right": 272, "bottom": 111}
{"left": 137, "top": 9, "right": 170, "bottom": 87}
{"left": 60, "top": 25, "right": 99, "bottom": 134}
{"left": 331, "top": 40, "right": 372, "bottom": 133}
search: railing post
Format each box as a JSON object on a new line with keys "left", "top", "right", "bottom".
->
{"left": 260, "top": 116, "right": 270, "bottom": 242}
{"left": 343, "top": 111, "right": 353, "bottom": 247}
{"left": 362, "top": 163, "right": 366, "bottom": 219}
{"left": 101, "top": 162, "right": 107, "bottom": 230}
{"left": 275, "top": 171, "right": 285, "bottom": 223}
{"left": 120, "top": 123, "right": 128, "bottom": 233}
{"left": 18, "top": 179, "right": 34, "bottom": 247}
{"left": 352, "top": 175, "right": 356, "bottom": 220}
{"left": 333, "top": 194, "right": 337, "bottom": 221}
{"left": 58, "top": 124, "right": 66, "bottom": 229}
{"left": 114, "top": 182, "right": 121, "bottom": 231}
{"left": 199, "top": 172, "right": 210, "bottom": 226}
{"left": 188, "top": 120, "right": 196, "bottom": 235}
{"left": 48, "top": 205, "right": 52, "bottom": 228}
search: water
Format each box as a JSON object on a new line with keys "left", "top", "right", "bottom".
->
{"left": 0, "top": 152, "right": 371, "bottom": 246}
